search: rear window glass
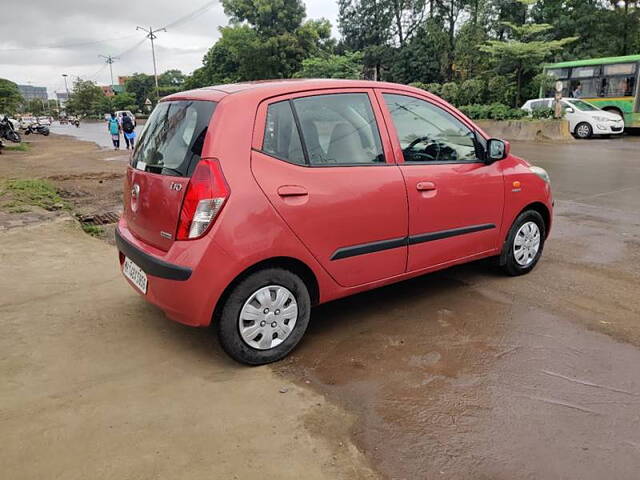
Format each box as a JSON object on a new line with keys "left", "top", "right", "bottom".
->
{"left": 132, "top": 100, "right": 216, "bottom": 176}
{"left": 263, "top": 101, "right": 305, "bottom": 165}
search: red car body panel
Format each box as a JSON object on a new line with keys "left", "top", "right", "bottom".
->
{"left": 116, "top": 79, "right": 553, "bottom": 328}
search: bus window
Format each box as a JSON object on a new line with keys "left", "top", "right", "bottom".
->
{"left": 570, "top": 78, "right": 600, "bottom": 97}
{"left": 571, "top": 66, "right": 601, "bottom": 78}
{"left": 602, "top": 64, "right": 637, "bottom": 97}
{"left": 603, "top": 63, "right": 636, "bottom": 76}
{"left": 547, "top": 68, "right": 569, "bottom": 79}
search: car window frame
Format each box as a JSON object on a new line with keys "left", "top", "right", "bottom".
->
{"left": 374, "top": 89, "right": 485, "bottom": 166}
{"left": 253, "top": 88, "right": 397, "bottom": 168}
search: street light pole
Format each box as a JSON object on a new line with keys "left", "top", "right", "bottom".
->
{"left": 98, "top": 55, "right": 119, "bottom": 87}
{"left": 62, "top": 74, "right": 70, "bottom": 113}
{"left": 136, "top": 26, "right": 166, "bottom": 100}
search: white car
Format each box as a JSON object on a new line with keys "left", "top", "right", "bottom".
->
{"left": 522, "top": 98, "right": 625, "bottom": 139}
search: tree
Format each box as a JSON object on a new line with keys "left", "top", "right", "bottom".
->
{"left": 294, "top": 52, "right": 364, "bottom": 78}
{"left": 159, "top": 69, "right": 186, "bottom": 87}
{"left": 480, "top": 3, "right": 577, "bottom": 106}
{"left": 66, "top": 79, "right": 107, "bottom": 117}
{"left": 0, "top": 78, "right": 23, "bottom": 115}
{"left": 187, "top": 0, "right": 332, "bottom": 87}
{"left": 112, "top": 92, "right": 138, "bottom": 112}
{"left": 26, "top": 98, "right": 46, "bottom": 116}
{"left": 124, "top": 73, "right": 155, "bottom": 111}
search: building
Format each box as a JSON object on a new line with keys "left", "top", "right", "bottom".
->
{"left": 18, "top": 84, "right": 48, "bottom": 101}
{"left": 56, "top": 91, "right": 69, "bottom": 108}
{"left": 100, "top": 85, "right": 126, "bottom": 97}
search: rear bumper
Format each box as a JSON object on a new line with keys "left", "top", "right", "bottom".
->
{"left": 115, "top": 222, "right": 221, "bottom": 327}
{"left": 115, "top": 228, "right": 192, "bottom": 280}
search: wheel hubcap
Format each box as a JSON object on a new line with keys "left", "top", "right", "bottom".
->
{"left": 513, "top": 221, "right": 541, "bottom": 267}
{"left": 577, "top": 125, "right": 589, "bottom": 137}
{"left": 238, "top": 285, "right": 298, "bottom": 350}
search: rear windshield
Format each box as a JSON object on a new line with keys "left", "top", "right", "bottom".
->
{"left": 131, "top": 100, "right": 216, "bottom": 177}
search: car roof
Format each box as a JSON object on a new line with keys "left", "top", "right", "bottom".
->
{"left": 163, "top": 79, "right": 429, "bottom": 103}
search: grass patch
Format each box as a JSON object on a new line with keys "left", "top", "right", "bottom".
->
{"left": 0, "top": 179, "right": 68, "bottom": 213}
{"left": 81, "top": 224, "right": 105, "bottom": 237}
{"left": 3, "top": 143, "right": 29, "bottom": 152}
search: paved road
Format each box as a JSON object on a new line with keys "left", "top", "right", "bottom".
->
{"left": 276, "top": 135, "right": 640, "bottom": 479}
{"left": 50, "top": 120, "right": 142, "bottom": 149}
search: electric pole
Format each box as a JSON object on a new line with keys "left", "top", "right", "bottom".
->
{"left": 136, "top": 26, "right": 166, "bottom": 100}
{"left": 98, "top": 54, "right": 119, "bottom": 87}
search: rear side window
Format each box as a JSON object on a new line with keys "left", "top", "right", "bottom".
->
{"left": 132, "top": 100, "right": 216, "bottom": 176}
{"left": 263, "top": 101, "right": 305, "bottom": 165}
{"left": 293, "top": 93, "right": 384, "bottom": 165}
{"left": 262, "top": 93, "right": 385, "bottom": 166}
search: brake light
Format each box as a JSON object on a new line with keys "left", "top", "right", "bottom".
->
{"left": 176, "top": 159, "right": 229, "bottom": 240}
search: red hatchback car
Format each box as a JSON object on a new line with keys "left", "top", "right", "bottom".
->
{"left": 116, "top": 79, "right": 552, "bottom": 365}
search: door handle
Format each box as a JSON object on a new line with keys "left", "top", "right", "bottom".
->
{"left": 416, "top": 181, "right": 437, "bottom": 191}
{"left": 277, "top": 185, "right": 308, "bottom": 197}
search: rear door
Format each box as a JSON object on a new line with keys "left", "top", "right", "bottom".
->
{"left": 123, "top": 99, "right": 217, "bottom": 251}
{"left": 251, "top": 90, "right": 408, "bottom": 288}
{"left": 376, "top": 90, "right": 504, "bottom": 272}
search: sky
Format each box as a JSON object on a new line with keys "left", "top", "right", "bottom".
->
{"left": 0, "top": 0, "right": 339, "bottom": 98}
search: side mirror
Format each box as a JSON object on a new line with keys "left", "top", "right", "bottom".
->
{"left": 486, "top": 138, "right": 510, "bottom": 163}
{"left": 565, "top": 107, "right": 574, "bottom": 113}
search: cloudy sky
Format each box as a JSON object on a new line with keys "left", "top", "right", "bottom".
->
{"left": 0, "top": 0, "right": 339, "bottom": 98}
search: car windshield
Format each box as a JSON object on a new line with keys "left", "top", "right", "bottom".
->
{"left": 566, "top": 99, "right": 599, "bottom": 112}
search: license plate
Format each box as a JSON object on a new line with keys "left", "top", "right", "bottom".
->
{"left": 123, "top": 257, "right": 148, "bottom": 294}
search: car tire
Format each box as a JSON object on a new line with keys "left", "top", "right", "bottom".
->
{"left": 501, "top": 210, "right": 546, "bottom": 276}
{"left": 575, "top": 122, "right": 592, "bottom": 139}
{"left": 216, "top": 268, "right": 311, "bottom": 365}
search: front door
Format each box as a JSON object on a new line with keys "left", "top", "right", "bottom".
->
{"left": 251, "top": 90, "right": 408, "bottom": 287}
{"left": 376, "top": 90, "right": 504, "bottom": 272}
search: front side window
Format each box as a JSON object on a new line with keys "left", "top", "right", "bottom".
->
{"left": 132, "top": 100, "right": 216, "bottom": 176}
{"left": 383, "top": 94, "right": 479, "bottom": 163}
{"left": 292, "top": 93, "right": 385, "bottom": 165}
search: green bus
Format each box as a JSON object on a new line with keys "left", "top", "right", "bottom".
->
{"left": 542, "top": 54, "right": 640, "bottom": 128}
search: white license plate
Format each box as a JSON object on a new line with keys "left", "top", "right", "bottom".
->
{"left": 123, "top": 257, "right": 148, "bottom": 294}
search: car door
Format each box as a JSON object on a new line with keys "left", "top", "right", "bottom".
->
{"left": 251, "top": 90, "right": 408, "bottom": 288}
{"left": 376, "top": 90, "right": 504, "bottom": 272}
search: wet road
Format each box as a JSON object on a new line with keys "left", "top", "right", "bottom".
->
{"left": 276, "top": 136, "right": 640, "bottom": 479}
{"left": 49, "top": 120, "right": 142, "bottom": 149}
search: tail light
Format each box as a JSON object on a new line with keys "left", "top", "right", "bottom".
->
{"left": 176, "top": 159, "right": 229, "bottom": 240}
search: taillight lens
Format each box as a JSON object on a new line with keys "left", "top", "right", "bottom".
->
{"left": 176, "top": 159, "right": 229, "bottom": 240}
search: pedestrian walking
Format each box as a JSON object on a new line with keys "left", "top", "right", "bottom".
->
{"left": 121, "top": 112, "right": 136, "bottom": 150}
{"left": 107, "top": 112, "right": 120, "bottom": 150}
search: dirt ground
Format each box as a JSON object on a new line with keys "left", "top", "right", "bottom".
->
{"left": 2, "top": 132, "right": 640, "bottom": 479}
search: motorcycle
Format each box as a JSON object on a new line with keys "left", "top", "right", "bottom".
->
{"left": 24, "top": 123, "right": 50, "bottom": 136}
{"left": 0, "top": 116, "right": 21, "bottom": 143}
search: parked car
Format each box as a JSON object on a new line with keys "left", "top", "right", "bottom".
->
{"left": 37, "top": 116, "right": 52, "bottom": 126}
{"left": 521, "top": 97, "right": 624, "bottom": 139}
{"left": 116, "top": 79, "right": 553, "bottom": 365}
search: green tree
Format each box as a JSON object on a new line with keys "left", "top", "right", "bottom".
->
{"left": 112, "top": 92, "right": 138, "bottom": 112}
{"left": 294, "top": 51, "right": 364, "bottom": 78}
{"left": 124, "top": 74, "right": 155, "bottom": 111}
{"left": 480, "top": 0, "right": 577, "bottom": 106}
{"left": 27, "top": 98, "right": 45, "bottom": 116}
{"left": 66, "top": 79, "right": 107, "bottom": 117}
{"left": 0, "top": 78, "right": 23, "bottom": 115}
{"left": 159, "top": 69, "right": 186, "bottom": 87}
{"left": 187, "top": 0, "right": 332, "bottom": 87}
